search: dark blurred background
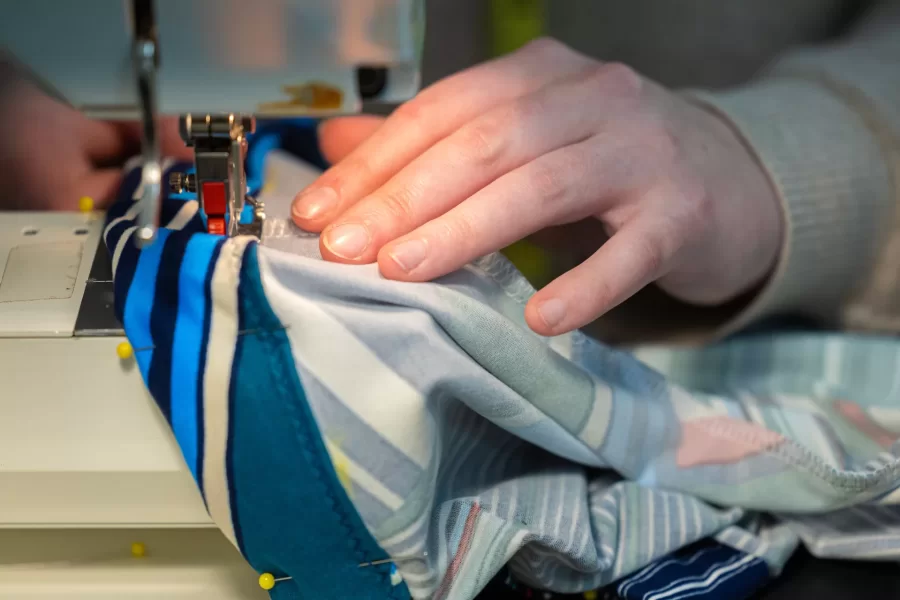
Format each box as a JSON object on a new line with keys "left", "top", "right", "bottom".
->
{"left": 419, "top": 0, "right": 873, "bottom": 90}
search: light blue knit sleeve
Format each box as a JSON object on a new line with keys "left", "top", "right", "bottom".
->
{"left": 691, "top": 1, "right": 900, "bottom": 336}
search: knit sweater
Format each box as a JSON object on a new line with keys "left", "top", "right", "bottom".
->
{"left": 421, "top": 0, "right": 900, "bottom": 344}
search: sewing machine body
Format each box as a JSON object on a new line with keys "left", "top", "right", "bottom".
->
{"left": 4, "top": 0, "right": 424, "bottom": 243}
{"left": 2, "top": 0, "right": 424, "bottom": 117}
{"left": 0, "top": 1, "right": 423, "bottom": 595}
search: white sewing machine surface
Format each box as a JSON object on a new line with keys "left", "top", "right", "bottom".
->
{"left": 0, "top": 1, "right": 423, "bottom": 596}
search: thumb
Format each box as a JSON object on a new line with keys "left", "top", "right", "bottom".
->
{"left": 318, "top": 116, "right": 385, "bottom": 165}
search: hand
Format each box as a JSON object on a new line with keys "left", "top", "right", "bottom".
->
{"left": 0, "top": 75, "right": 191, "bottom": 211}
{"left": 292, "top": 38, "right": 784, "bottom": 336}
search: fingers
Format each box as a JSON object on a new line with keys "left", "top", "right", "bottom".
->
{"left": 525, "top": 214, "right": 683, "bottom": 335}
{"left": 31, "top": 168, "right": 123, "bottom": 211}
{"left": 76, "top": 168, "right": 125, "bottom": 208}
{"left": 78, "top": 116, "right": 134, "bottom": 166}
{"left": 318, "top": 74, "right": 605, "bottom": 264}
{"left": 292, "top": 38, "right": 595, "bottom": 230}
{"left": 374, "top": 139, "right": 619, "bottom": 279}
{"left": 84, "top": 117, "right": 193, "bottom": 167}
{"left": 318, "top": 116, "right": 385, "bottom": 165}
{"left": 106, "top": 117, "right": 195, "bottom": 163}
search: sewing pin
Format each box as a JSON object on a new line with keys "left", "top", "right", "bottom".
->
{"left": 115, "top": 324, "right": 292, "bottom": 361}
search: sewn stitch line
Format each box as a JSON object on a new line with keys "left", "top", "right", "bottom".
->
{"left": 471, "top": 251, "right": 900, "bottom": 498}
{"left": 250, "top": 244, "right": 408, "bottom": 598}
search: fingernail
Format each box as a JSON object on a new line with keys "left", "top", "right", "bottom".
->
{"left": 293, "top": 187, "right": 338, "bottom": 221}
{"left": 323, "top": 223, "right": 370, "bottom": 259}
{"left": 388, "top": 239, "right": 428, "bottom": 273}
{"left": 537, "top": 298, "right": 567, "bottom": 329}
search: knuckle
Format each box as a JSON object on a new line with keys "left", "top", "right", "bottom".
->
{"left": 584, "top": 62, "right": 644, "bottom": 99}
{"left": 630, "top": 112, "right": 679, "bottom": 165}
{"left": 435, "top": 213, "right": 478, "bottom": 250}
{"left": 529, "top": 161, "right": 568, "bottom": 205}
{"left": 391, "top": 98, "right": 431, "bottom": 128}
{"left": 601, "top": 62, "right": 644, "bottom": 97}
{"left": 633, "top": 232, "right": 666, "bottom": 276}
{"left": 373, "top": 186, "right": 419, "bottom": 225}
{"left": 338, "top": 157, "right": 377, "bottom": 189}
{"left": 647, "top": 123, "right": 680, "bottom": 163}
{"left": 520, "top": 36, "right": 570, "bottom": 58}
{"left": 679, "top": 184, "right": 714, "bottom": 229}
{"left": 457, "top": 116, "right": 508, "bottom": 166}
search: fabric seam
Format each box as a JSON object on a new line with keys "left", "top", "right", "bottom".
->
{"left": 250, "top": 243, "right": 408, "bottom": 599}
{"left": 470, "top": 253, "right": 900, "bottom": 498}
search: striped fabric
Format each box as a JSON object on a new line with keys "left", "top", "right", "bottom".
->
{"left": 106, "top": 129, "right": 900, "bottom": 600}
{"left": 615, "top": 542, "right": 769, "bottom": 600}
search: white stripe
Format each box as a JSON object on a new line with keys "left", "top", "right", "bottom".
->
{"left": 566, "top": 485, "right": 581, "bottom": 551}
{"left": 378, "top": 501, "right": 430, "bottom": 551}
{"left": 548, "top": 332, "right": 573, "bottom": 359}
{"left": 132, "top": 157, "right": 176, "bottom": 200}
{"left": 613, "top": 489, "right": 627, "bottom": 577}
{"left": 663, "top": 493, "right": 671, "bottom": 552}
{"left": 664, "top": 556, "right": 759, "bottom": 600}
{"left": 646, "top": 490, "right": 656, "bottom": 564}
{"left": 580, "top": 377, "right": 613, "bottom": 448}
{"left": 619, "top": 560, "right": 660, "bottom": 596}
{"left": 104, "top": 202, "right": 142, "bottom": 244}
{"left": 823, "top": 336, "right": 843, "bottom": 388}
{"left": 105, "top": 158, "right": 185, "bottom": 244}
{"left": 818, "top": 530, "right": 900, "bottom": 548}
{"left": 868, "top": 406, "right": 900, "bottom": 434}
{"left": 202, "top": 237, "right": 253, "bottom": 547}
{"left": 258, "top": 250, "right": 433, "bottom": 468}
{"left": 506, "top": 475, "right": 518, "bottom": 522}
{"left": 111, "top": 226, "right": 138, "bottom": 277}
{"left": 539, "top": 476, "right": 552, "bottom": 534}
{"left": 122, "top": 155, "right": 144, "bottom": 173}
{"left": 325, "top": 439, "right": 405, "bottom": 510}
{"left": 647, "top": 554, "right": 755, "bottom": 600}
{"left": 677, "top": 494, "right": 687, "bottom": 547}
{"left": 107, "top": 201, "right": 196, "bottom": 275}
{"left": 167, "top": 200, "right": 199, "bottom": 230}
{"left": 619, "top": 546, "right": 719, "bottom": 597}
{"left": 592, "top": 505, "right": 616, "bottom": 524}
{"left": 552, "top": 476, "right": 566, "bottom": 538}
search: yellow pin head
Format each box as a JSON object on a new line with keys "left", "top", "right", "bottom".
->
{"left": 78, "top": 196, "right": 94, "bottom": 213}
{"left": 116, "top": 341, "right": 134, "bottom": 360}
{"left": 583, "top": 591, "right": 597, "bottom": 600}
{"left": 130, "top": 542, "right": 146, "bottom": 558}
{"left": 258, "top": 573, "right": 276, "bottom": 590}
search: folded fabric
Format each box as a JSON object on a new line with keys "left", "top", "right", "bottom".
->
{"left": 482, "top": 540, "right": 770, "bottom": 600}
{"left": 614, "top": 542, "right": 769, "bottom": 600}
{"left": 105, "top": 128, "right": 900, "bottom": 600}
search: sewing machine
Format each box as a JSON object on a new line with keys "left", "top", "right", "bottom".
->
{"left": 0, "top": 1, "right": 422, "bottom": 596}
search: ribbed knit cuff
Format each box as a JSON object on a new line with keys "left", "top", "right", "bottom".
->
{"left": 689, "top": 77, "right": 894, "bottom": 336}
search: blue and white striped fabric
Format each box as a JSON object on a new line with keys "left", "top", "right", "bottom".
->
{"left": 106, "top": 128, "right": 900, "bottom": 600}
{"left": 615, "top": 543, "right": 768, "bottom": 600}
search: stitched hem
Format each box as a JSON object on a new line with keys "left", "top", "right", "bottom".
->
{"left": 245, "top": 242, "right": 409, "bottom": 599}
{"left": 471, "top": 252, "right": 900, "bottom": 502}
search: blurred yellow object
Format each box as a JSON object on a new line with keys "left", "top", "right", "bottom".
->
{"left": 258, "top": 573, "right": 276, "bottom": 590}
{"left": 491, "top": 2, "right": 550, "bottom": 288}
{"left": 130, "top": 542, "right": 146, "bottom": 558}
{"left": 490, "top": 0, "right": 546, "bottom": 56}
{"left": 116, "top": 341, "right": 134, "bottom": 360}
{"left": 502, "top": 239, "right": 553, "bottom": 289}
{"left": 258, "top": 82, "right": 343, "bottom": 113}
{"left": 78, "top": 196, "right": 94, "bottom": 213}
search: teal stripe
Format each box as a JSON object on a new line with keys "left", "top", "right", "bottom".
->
{"left": 227, "top": 244, "right": 410, "bottom": 600}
